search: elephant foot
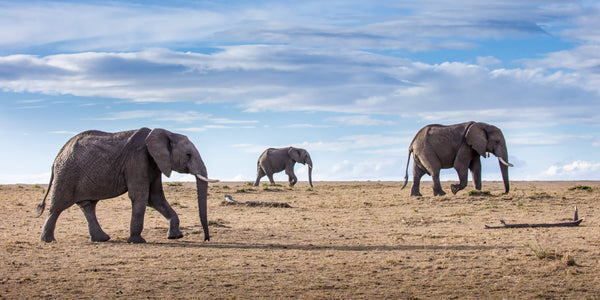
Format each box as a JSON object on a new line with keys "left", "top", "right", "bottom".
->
{"left": 127, "top": 236, "right": 147, "bottom": 244}
{"left": 40, "top": 235, "right": 56, "bottom": 243}
{"left": 451, "top": 184, "right": 463, "bottom": 195}
{"left": 91, "top": 232, "right": 111, "bottom": 242}
{"left": 410, "top": 187, "right": 422, "bottom": 197}
{"left": 167, "top": 229, "right": 184, "bottom": 239}
{"left": 434, "top": 189, "right": 446, "bottom": 196}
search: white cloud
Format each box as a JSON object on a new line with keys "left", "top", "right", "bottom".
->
{"left": 285, "top": 124, "right": 332, "bottom": 128}
{"left": 2, "top": 47, "right": 597, "bottom": 125}
{"left": 476, "top": 56, "right": 502, "bottom": 67}
{"left": 322, "top": 156, "right": 404, "bottom": 181}
{"left": 179, "top": 125, "right": 231, "bottom": 132}
{"left": 50, "top": 130, "right": 79, "bottom": 135}
{"left": 293, "top": 134, "right": 403, "bottom": 152}
{"left": 0, "top": 172, "right": 51, "bottom": 184}
{"left": 325, "top": 115, "right": 396, "bottom": 126}
{"left": 97, "top": 109, "right": 258, "bottom": 127}
{"left": 229, "top": 134, "right": 403, "bottom": 155}
{"left": 541, "top": 161, "right": 600, "bottom": 180}
{"left": 0, "top": 1, "right": 576, "bottom": 54}
{"left": 508, "top": 133, "right": 593, "bottom": 147}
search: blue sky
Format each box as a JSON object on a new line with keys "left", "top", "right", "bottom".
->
{"left": 1, "top": 0, "right": 600, "bottom": 184}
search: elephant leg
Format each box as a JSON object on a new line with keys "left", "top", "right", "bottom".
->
{"left": 40, "top": 195, "right": 74, "bottom": 242}
{"left": 451, "top": 168, "right": 469, "bottom": 195}
{"left": 127, "top": 189, "right": 149, "bottom": 244}
{"left": 148, "top": 178, "right": 183, "bottom": 239}
{"left": 432, "top": 171, "right": 446, "bottom": 196}
{"left": 254, "top": 168, "right": 266, "bottom": 186}
{"left": 77, "top": 200, "right": 110, "bottom": 242}
{"left": 40, "top": 209, "right": 62, "bottom": 242}
{"left": 469, "top": 158, "right": 482, "bottom": 190}
{"left": 410, "top": 166, "right": 426, "bottom": 197}
{"left": 266, "top": 172, "right": 275, "bottom": 184}
{"left": 285, "top": 170, "right": 297, "bottom": 187}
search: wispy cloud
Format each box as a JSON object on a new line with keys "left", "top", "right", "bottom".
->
{"left": 98, "top": 110, "right": 257, "bottom": 126}
{"left": 179, "top": 125, "right": 232, "bottom": 132}
{"left": 0, "top": 1, "right": 572, "bottom": 53}
{"left": 326, "top": 115, "right": 396, "bottom": 126}
{"left": 17, "top": 99, "right": 44, "bottom": 103}
{"left": 50, "top": 130, "right": 79, "bottom": 135}
{"left": 284, "top": 124, "right": 332, "bottom": 128}
{"left": 2, "top": 47, "right": 598, "bottom": 127}
{"left": 231, "top": 134, "right": 402, "bottom": 154}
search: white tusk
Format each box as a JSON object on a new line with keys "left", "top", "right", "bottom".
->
{"left": 485, "top": 152, "right": 490, "bottom": 158}
{"left": 498, "top": 157, "right": 514, "bottom": 167}
{"left": 196, "top": 174, "right": 220, "bottom": 183}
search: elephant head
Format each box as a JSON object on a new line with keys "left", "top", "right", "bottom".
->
{"left": 146, "top": 129, "right": 217, "bottom": 241}
{"left": 465, "top": 122, "right": 513, "bottom": 194}
{"left": 288, "top": 147, "right": 313, "bottom": 187}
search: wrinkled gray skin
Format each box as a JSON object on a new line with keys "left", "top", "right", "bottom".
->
{"left": 37, "top": 128, "right": 216, "bottom": 243}
{"left": 254, "top": 147, "right": 313, "bottom": 187}
{"left": 402, "top": 121, "right": 513, "bottom": 196}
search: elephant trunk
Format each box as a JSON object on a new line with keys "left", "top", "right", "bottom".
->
{"left": 308, "top": 164, "right": 313, "bottom": 187}
{"left": 500, "top": 160, "right": 510, "bottom": 194}
{"left": 306, "top": 156, "right": 313, "bottom": 187}
{"left": 195, "top": 177, "right": 210, "bottom": 241}
{"left": 496, "top": 148, "right": 511, "bottom": 194}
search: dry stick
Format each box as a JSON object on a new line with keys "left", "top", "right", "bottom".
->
{"left": 485, "top": 206, "right": 583, "bottom": 229}
{"left": 221, "top": 195, "right": 292, "bottom": 208}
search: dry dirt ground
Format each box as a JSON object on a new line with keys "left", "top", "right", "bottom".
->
{"left": 1, "top": 181, "right": 600, "bottom": 299}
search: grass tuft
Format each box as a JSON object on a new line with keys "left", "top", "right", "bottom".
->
{"left": 528, "top": 192, "right": 552, "bottom": 199}
{"left": 467, "top": 190, "right": 491, "bottom": 196}
{"left": 568, "top": 185, "right": 593, "bottom": 192}
{"left": 262, "top": 183, "right": 285, "bottom": 191}
{"left": 525, "top": 243, "right": 575, "bottom": 266}
{"left": 235, "top": 187, "right": 255, "bottom": 193}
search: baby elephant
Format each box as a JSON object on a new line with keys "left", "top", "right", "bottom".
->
{"left": 254, "top": 147, "right": 313, "bottom": 187}
{"left": 36, "top": 127, "right": 217, "bottom": 243}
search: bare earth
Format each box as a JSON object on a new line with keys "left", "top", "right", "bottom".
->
{"left": 1, "top": 181, "right": 600, "bottom": 299}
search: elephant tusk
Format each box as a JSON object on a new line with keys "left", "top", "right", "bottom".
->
{"left": 196, "top": 174, "right": 220, "bottom": 183}
{"left": 485, "top": 152, "right": 490, "bottom": 158}
{"left": 499, "top": 157, "right": 514, "bottom": 167}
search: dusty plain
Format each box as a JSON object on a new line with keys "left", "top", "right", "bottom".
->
{"left": 1, "top": 180, "right": 600, "bottom": 299}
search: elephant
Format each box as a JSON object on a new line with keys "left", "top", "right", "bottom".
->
{"left": 254, "top": 147, "right": 313, "bottom": 187}
{"left": 401, "top": 121, "right": 513, "bottom": 196}
{"left": 36, "top": 127, "right": 218, "bottom": 243}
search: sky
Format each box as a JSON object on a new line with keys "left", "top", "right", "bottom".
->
{"left": 1, "top": 0, "right": 600, "bottom": 184}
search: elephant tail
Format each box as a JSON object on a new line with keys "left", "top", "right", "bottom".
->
{"left": 401, "top": 149, "right": 412, "bottom": 190}
{"left": 36, "top": 171, "right": 54, "bottom": 217}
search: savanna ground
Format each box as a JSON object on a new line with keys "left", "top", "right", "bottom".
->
{"left": 1, "top": 181, "right": 600, "bottom": 299}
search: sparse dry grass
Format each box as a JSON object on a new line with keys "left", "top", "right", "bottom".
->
{"left": 1, "top": 181, "right": 600, "bottom": 299}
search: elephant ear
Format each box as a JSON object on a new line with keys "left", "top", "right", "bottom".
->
{"left": 465, "top": 123, "right": 488, "bottom": 157}
{"left": 288, "top": 147, "right": 301, "bottom": 162}
{"left": 145, "top": 128, "right": 173, "bottom": 177}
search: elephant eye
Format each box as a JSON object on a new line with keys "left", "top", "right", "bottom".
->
{"left": 186, "top": 153, "right": 192, "bottom": 159}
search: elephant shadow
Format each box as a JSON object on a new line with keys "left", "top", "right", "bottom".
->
{"left": 133, "top": 240, "right": 514, "bottom": 252}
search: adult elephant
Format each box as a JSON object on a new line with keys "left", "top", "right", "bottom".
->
{"left": 254, "top": 147, "right": 313, "bottom": 187}
{"left": 36, "top": 127, "right": 218, "bottom": 243}
{"left": 401, "top": 121, "right": 513, "bottom": 196}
